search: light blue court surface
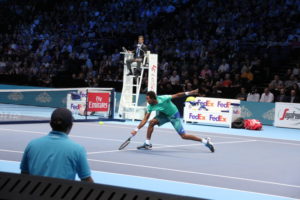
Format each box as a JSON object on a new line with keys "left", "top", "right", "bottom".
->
{"left": 0, "top": 120, "right": 299, "bottom": 200}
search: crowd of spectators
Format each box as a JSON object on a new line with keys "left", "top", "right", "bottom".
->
{"left": 0, "top": 0, "right": 300, "bottom": 102}
{"left": 233, "top": 64, "right": 300, "bottom": 103}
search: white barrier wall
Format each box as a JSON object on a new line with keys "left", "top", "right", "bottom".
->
{"left": 183, "top": 97, "right": 241, "bottom": 128}
{"left": 274, "top": 102, "right": 300, "bottom": 129}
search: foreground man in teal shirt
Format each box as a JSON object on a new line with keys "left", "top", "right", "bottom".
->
{"left": 20, "top": 108, "right": 93, "bottom": 182}
{"left": 131, "top": 90, "right": 215, "bottom": 152}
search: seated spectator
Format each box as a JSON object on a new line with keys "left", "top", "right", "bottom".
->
{"left": 231, "top": 61, "right": 240, "bottom": 74}
{"left": 291, "top": 83, "right": 300, "bottom": 94}
{"left": 165, "top": 83, "right": 174, "bottom": 94}
{"left": 269, "top": 75, "right": 283, "bottom": 90}
{"left": 284, "top": 68, "right": 293, "bottom": 81}
{"left": 221, "top": 73, "right": 232, "bottom": 87}
{"left": 260, "top": 88, "right": 274, "bottom": 103}
{"left": 236, "top": 87, "right": 247, "bottom": 101}
{"left": 240, "top": 62, "right": 249, "bottom": 74}
{"left": 172, "top": 80, "right": 182, "bottom": 93}
{"left": 292, "top": 64, "right": 299, "bottom": 76}
{"left": 231, "top": 73, "right": 242, "bottom": 88}
{"left": 169, "top": 70, "right": 180, "bottom": 85}
{"left": 111, "top": 49, "right": 120, "bottom": 65}
{"left": 218, "top": 59, "right": 230, "bottom": 74}
{"left": 241, "top": 68, "right": 254, "bottom": 82}
{"left": 296, "top": 77, "right": 300, "bottom": 88}
{"left": 200, "top": 64, "right": 212, "bottom": 78}
{"left": 247, "top": 87, "right": 260, "bottom": 102}
{"left": 276, "top": 88, "right": 289, "bottom": 102}
{"left": 20, "top": 108, "right": 93, "bottom": 182}
{"left": 183, "top": 82, "right": 193, "bottom": 92}
{"left": 287, "top": 89, "right": 300, "bottom": 103}
{"left": 210, "top": 85, "right": 223, "bottom": 98}
{"left": 284, "top": 74, "right": 297, "bottom": 88}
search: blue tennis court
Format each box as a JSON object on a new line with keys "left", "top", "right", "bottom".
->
{"left": 0, "top": 121, "right": 299, "bottom": 200}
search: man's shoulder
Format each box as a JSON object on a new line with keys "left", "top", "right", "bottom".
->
{"left": 65, "top": 138, "right": 85, "bottom": 150}
{"left": 158, "top": 95, "right": 171, "bottom": 101}
{"left": 27, "top": 135, "right": 49, "bottom": 146}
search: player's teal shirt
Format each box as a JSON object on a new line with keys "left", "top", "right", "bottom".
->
{"left": 147, "top": 95, "right": 178, "bottom": 117}
{"left": 20, "top": 131, "right": 91, "bottom": 180}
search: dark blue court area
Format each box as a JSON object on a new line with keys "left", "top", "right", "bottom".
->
{"left": 0, "top": 122, "right": 299, "bottom": 200}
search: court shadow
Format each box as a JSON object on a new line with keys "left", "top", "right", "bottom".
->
{"left": 129, "top": 148, "right": 207, "bottom": 158}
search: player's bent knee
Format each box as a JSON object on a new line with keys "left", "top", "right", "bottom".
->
{"left": 180, "top": 134, "right": 188, "bottom": 139}
{"left": 149, "top": 119, "right": 158, "bottom": 127}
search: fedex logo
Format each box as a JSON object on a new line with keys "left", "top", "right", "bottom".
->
{"left": 196, "top": 100, "right": 214, "bottom": 107}
{"left": 70, "top": 103, "right": 82, "bottom": 110}
{"left": 233, "top": 110, "right": 240, "bottom": 114}
{"left": 217, "top": 101, "right": 231, "bottom": 108}
{"left": 209, "top": 114, "right": 227, "bottom": 122}
{"left": 189, "top": 113, "right": 206, "bottom": 120}
{"left": 78, "top": 91, "right": 87, "bottom": 98}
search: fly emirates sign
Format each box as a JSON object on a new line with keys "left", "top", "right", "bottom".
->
{"left": 88, "top": 93, "right": 110, "bottom": 112}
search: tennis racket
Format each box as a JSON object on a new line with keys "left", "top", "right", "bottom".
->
{"left": 118, "top": 135, "right": 134, "bottom": 150}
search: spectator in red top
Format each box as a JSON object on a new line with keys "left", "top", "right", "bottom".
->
{"left": 222, "top": 73, "right": 232, "bottom": 87}
{"left": 200, "top": 64, "right": 212, "bottom": 78}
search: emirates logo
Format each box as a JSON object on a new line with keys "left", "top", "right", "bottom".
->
{"left": 263, "top": 108, "right": 275, "bottom": 120}
{"left": 8, "top": 92, "right": 24, "bottom": 101}
{"left": 36, "top": 92, "right": 52, "bottom": 103}
{"left": 241, "top": 106, "right": 252, "bottom": 118}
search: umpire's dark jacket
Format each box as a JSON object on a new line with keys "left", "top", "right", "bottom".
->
{"left": 133, "top": 43, "right": 148, "bottom": 59}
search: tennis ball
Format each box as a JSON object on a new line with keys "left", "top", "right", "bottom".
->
{"left": 185, "top": 96, "right": 196, "bottom": 102}
{"left": 98, "top": 121, "right": 104, "bottom": 125}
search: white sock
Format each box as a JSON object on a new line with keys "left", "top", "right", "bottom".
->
{"left": 145, "top": 139, "right": 151, "bottom": 145}
{"left": 201, "top": 138, "right": 208, "bottom": 144}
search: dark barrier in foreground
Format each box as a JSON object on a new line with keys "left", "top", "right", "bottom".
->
{"left": 0, "top": 172, "right": 207, "bottom": 200}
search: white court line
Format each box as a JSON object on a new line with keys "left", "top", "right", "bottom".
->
{"left": 1, "top": 127, "right": 300, "bottom": 147}
{"left": 0, "top": 140, "right": 256, "bottom": 155}
{"left": 94, "top": 170, "right": 299, "bottom": 200}
{"left": 0, "top": 149, "right": 23, "bottom": 154}
{"left": 87, "top": 140, "right": 257, "bottom": 155}
{"left": 0, "top": 159, "right": 297, "bottom": 200}
{"left": 79, "top": 123, "right": 300, "bottom": 146}
{"left": 88, "top": 158, "right": 300, "bottom": 189}
{"left": 0, "top": 128, "right": 166, "bottom": 146}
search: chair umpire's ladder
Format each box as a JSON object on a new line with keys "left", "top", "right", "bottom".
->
{"left": 118, "top": 51, "right": 158, "bottom": 121}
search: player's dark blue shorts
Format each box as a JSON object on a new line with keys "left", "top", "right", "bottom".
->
{"left": 155, "top": 112, "right": 185, "bottom": 134}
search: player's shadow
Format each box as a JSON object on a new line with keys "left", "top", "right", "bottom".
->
{"left": 129, "top": 148, "right": 207, "bottom": 157}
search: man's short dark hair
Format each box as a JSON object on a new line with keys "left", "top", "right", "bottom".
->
{"left": 146, "top": 91, "right": 157, "bottom": 100}
{"left": 50, "top": 108, "right": 73, "bottom": 133}
{"left": 138, "top": 35, "right": 144, "bottom": 39}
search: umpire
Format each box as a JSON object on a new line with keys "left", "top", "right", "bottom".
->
{"left": 126, "top": 35, "right": 148, "bottom": 76}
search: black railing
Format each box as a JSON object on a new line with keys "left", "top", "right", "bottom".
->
{"left": 0, "top": 172, "right": 207, "bottom": 200}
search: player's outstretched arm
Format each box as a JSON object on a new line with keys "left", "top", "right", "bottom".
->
{"left": 171, "top": 89, "right": 198, "bottom": 99}
{"left": 131, "top": 113, "right": 151, "bottom": 135}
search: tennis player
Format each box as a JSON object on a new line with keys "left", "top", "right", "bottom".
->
{"left": 131, "top": 90, "right": 215, "bottom": 152}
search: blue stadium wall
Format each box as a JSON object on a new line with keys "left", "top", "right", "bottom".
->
{"left": 0, "top": 85, "right": 274, "bottom": 125}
